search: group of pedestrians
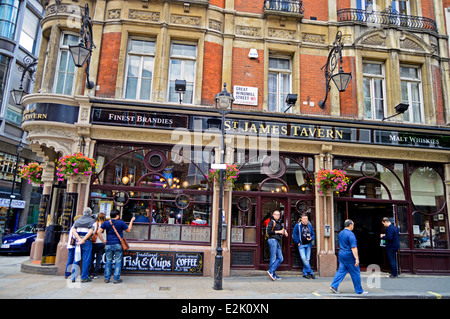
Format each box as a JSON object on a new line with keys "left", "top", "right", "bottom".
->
{"left": 266, "top": 211, "right": 400, "bottom": 295}
{"left": 65, "top": 208, "right": 135, "bottom": 284}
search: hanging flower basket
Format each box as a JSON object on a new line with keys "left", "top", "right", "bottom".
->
{"left": 56, "top": 153, "right": 96, "bottom": 181}
{"left": 206, "top": 164, "right": 239, "bottom": 189}
{"left": 19, "top": 162, "right": 43, "bottom": 186}
{"left": 316, "top": 168, "right": 349, "bottom": 195}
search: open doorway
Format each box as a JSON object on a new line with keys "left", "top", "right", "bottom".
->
{"left": 336, "top": 202, "right": 394, "bottom": 270}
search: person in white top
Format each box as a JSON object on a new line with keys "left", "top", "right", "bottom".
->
{"left": 89, "top": 212, "right": 106, "bottom": 279}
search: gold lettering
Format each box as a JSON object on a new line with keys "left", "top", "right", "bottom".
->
{"left": 224, "top": 120, "right": 231, "bottom": 131}
{"left": 326, "top": 129, "right": 334, "bottom": 139}
{"left": 318, "top": 129, "right": 324, "bottom": 138}
{"left": 259, "top": 124, "right": 270, "bottom": 134}
{"left": 271, "top": 125, "right": 280, "bottom": 135}
{"left": 292, "top": 126, "right": 300, "bottom": 136}
{"left": 300, "top": 128, "right": 308, "bottom": 136}
{"left": 249, "top": 123, "right": 257, "bottom": 133}
{"left": 308, "top": 128, "right": 317, "bottom": 136}
{"left": 335, "top": 130, "right": 343, "bottom": 139}
{"left": 281, "top": 125, "right": 287, "bottom": 135}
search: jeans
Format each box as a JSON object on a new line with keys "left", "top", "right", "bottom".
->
{"left": 268, "top": 238, "right": 283, "bottom": 275}
{"left": 65, "top": 248, "right": 75, "bottom": 278}
{"left": 90, "top": 242, "right": 105, "bottom": 277}
{"left": 330, "top": 259, "right": 364, "bottom": 294}
{"left": 65, "top": 240, "right": 93, "bottom": 280}
{"left": 386, "top": 248, "right": 398, "bottom": 276}
{"left": 104, "top": 244, "right": 123, "bottom": 281}
{"left": 298, "top": 244, "right": 313, "bottom": 276}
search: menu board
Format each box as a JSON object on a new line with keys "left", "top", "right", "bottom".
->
{"left": 120, "top": 250, "right": 203, "bottom": 275}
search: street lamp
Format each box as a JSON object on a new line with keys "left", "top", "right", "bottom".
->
{"left": 213, "top": 83, "right": 234, "bottom": 291}
{"left": 69, "top": 3, "right": 95, "bottom": 89}
{"left": 318, "top": 31, "right": 352, "bottom": 108}
{"left": 4, "top": 140, "right": 24, "bottom": 234}
{"left": 10, "top": 56, "right": 38, "bottom": 105}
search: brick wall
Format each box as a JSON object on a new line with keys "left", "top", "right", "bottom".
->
{"left": 432, "top": 65, "right": 445, "bottom": 125}
{"left": 235, "top": 0, "right": 264, "bottom": 14}
{"left": 231, "top": 47, "right": 264, "bottom": 110}
{"left": 201, "top": 41, "right": 224, "bottom": 106}
{"left": 96, "top": 32, "right": 122, "bottom": 98}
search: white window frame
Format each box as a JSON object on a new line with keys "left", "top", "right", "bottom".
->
{"left": 268, "top": 56, "right": 292, "bottom": 113}
{"left": 123, "top": 37, "right": 156, "bottom": 101}
{"left": 167, "top": 41, "right": 197, "bottom": 104}
{"left": 53, "top": 32, "right": 79, "bottom": 95}
{"left": 362, "top": 61, "right": 386, "bottom": 120}
{"left": 400, "top": 65, "right": 424, "bottom": 124}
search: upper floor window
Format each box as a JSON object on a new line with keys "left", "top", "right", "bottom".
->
{"left": 400, "top": 65, "right": 423, "bottom": 123}
{"left": 0, "top": 0, "right": 19, "bottom": 40}
{"left": 19, "top": 7, "right": 39, "bottom": 54}
{"left": 268, "top": 57, "right": 292, "bottom": 113}
{"left": 167, "top": 42, "right": 196, "bottom": 104}
{"left": 54, "top": 33, "right": 78, "bottom": 95}
{"left": 363, "top": 62, "right": 385, "bottom": 120}
{"left": 124, "top": 38, "right": 155, "bottom": 100}
{"left": 391, "top": 0, "right": 409, "bottom": 15}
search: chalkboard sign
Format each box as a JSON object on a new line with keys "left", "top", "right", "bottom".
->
{"left": 119, "top": 250, "right": 203, "bottom": 275}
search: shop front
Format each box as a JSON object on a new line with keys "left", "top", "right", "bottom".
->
{"left": 22, "top": 97, "right": 450, "bottom": 276}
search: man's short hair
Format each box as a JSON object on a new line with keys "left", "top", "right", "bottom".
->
{"left": 382, "top": 217, "right": 390, "bottom": 223}
{"left": 83, "top": 207, "right": 92, "bottom": 215}
{"left": 344, "top": 219, "right": 354, "bottom": 227}
{"left": 110, "top": 210, "right": 119, "bottom": 219}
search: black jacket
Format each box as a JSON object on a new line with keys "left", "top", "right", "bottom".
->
{"left": 267, "top": 219, "right": 283, "bottom": 242}
{"left": 385, "top": 224, "right": 400, "bottom": 250}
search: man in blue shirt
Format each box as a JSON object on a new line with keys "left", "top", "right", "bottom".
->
{"left": 381, "top": 217, "right": 400, "bottom": 278}
{"left": 98, "top": 210, "right": 135, "bottom": 284}
{"left": 330, "top": 219, "right": 367, "bottom": 294}
{"left": 292, "top": 214, "right": 316, "bottom": 279}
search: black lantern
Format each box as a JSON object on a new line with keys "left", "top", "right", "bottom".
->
{"left": 382, "top": 103, "right": 409, "bottom": 121}
{"left": 175, "top": 79, "right": 186, "bottom": 103}
{"left": 319, "top": 31, "right": 352, "bottom": 108}
{"left": 10, "top": 56, "right": 37, "bottom": 105}
{"left": 69, "top": 3, "right": 95, "bottom": 89}
{"left": 284, "top": 93, "right": 298, "bottom": 113}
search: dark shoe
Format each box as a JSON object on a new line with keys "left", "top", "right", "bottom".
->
{"left": 388, "top": 275, "right": 398, "bottom": 279}
{"left": 104, "top": 278, "right": 111, "bottom": 283}
{"left": 310, "top": 273, "right": 316, "bottom": 279}
{"left": 114, "top": 279, "right": 123, "bottom": 284}
{"left": 303, "top": 275, "right": 310, "bottom": 279}
{"left": 274, "top": 274, "right": 282, "bottom": 280}
{"left": 81, "top": 278, "right": 92, "bottom": 283}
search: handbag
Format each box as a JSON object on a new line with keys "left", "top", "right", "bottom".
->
{"left": 110, "top": 220, "right": 130, "bottom": 251}
{"left": 91, "top": 221, "right": 98, "bottom": 242}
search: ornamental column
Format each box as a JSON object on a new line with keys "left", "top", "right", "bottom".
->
{"left": 315, "top": 145, "right": 337, "bottom": 277}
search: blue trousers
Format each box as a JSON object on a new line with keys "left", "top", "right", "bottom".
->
{"left": 386, "top": 248, "right": 398, "bottom": 276}
{"left": 104, "top": 244, "right": 123, "bottom": 281}
{"left": 65, "top": 241, "right": 93, "bottom": 280}
{"left": 330, "top": 259, "right": 364, "bottom": 294}
{"left": 298, "top": 244, "right": 314, "bottom": 276}
{"left": 268, "top": 238, "right": 283, "bottom": 275}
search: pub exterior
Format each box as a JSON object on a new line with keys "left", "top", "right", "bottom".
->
{"left": 22, "top": 0, "right": 450, "bottom": 276}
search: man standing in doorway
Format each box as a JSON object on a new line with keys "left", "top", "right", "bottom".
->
{"left": 293, "top": 214, "right": 316, "bottom": 279}
{"left": 266, "top": 210, "right": 288, "bottom": 281}
{"left": 330, "top": 219, "right": 368, "bottom": 294}
{"left": 381, "top": 217, "right": 400, "bottom": 278}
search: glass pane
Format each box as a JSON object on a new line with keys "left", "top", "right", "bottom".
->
{"left": 141, "top": 57, "right": 153, "bottom": 78}
{"left": 63, "top": 34, "right": 79, "bottom": 46}
{"left": 127, "top": 55, "right": 140, "bottom": 77}
{"left": 169, "top": 59, "right": 181, "bottom": 79}
{"left": 125, "top": 77, "right": 137, "bottom": 99}
{"left": 184, "top": 60, "right": 195, "bottom": 82}
{"left": 139, "top": 79, "right": 151, "bottom": 100}
{"left": 63, "top": 74, "right": 74, "bottom": 95}
{"left": 410, "top": 167, "right": 444, "bottom": 215}
{"left": 363, "top": 63, "right": 382, "bottom": 75}
{"left": 58, "top": 51, "right": 68, "bottom": 71}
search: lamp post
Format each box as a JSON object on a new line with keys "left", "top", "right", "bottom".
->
{"left": 318, "top": 31, "right": 352, "bottom": 108}
{"left": 69, "top": 3, "right": 95, "bottom": 89}
{"left": 10, "top": 56, "right": 38, "bottom": 105}
{"left": 4, "top": 140, "right": 24, "bottom": 234}
{"left": 213, "top": 83, "right": 234, "bottom": 290}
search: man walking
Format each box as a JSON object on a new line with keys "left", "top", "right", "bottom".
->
{"left": 97, "top": 210, "right": 135, "bottom": 284}
{"left": 266, "top": 210, "right": 288, "bottom": 281}
{"left": 292, "top": 214, "right": 316, "bottom": 279}
{"left": 381, "top": 217, "right": 400, "bottom": 278}
{"left": 330, "top": 219, "right": 367, "bottom": 294}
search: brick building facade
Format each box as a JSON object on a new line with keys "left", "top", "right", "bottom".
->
{"left": 22, "top": 0, "right": 450, "bottom": 276}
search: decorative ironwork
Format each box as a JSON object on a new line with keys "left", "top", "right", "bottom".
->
{"left": 263, "top": 0, "right": 305, "bottom": 14}
{"left": 337, "top": 8, "right": 437, "bottom": 33}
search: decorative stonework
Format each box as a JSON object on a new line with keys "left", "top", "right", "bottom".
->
{"left": 269, "top": 28, "right": 296, "bottom": 40}
{"left": 236, "top": 25, "right": 261, "bottom": 37}
{"left": 45, "top": 4, "right": 84, "bottom": 17}
{"left": 128, "top": 9, "right": 160, "bottom": 22}
{"left": 208, "top": 19, "right": 222, "bottom": 32}
{"left": 170, "top": 14, "right": 201, "bottom": 26}
{"left": 301, "top": 33, "right": 325, "bottom": 44}
{"left": 108, "top": 9, "right": 121, "bottom": 20}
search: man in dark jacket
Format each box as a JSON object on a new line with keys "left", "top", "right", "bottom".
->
{"left": 293, "top": 214, "right": 316, "bottom": 279}
{"left": 381, "top": 217, "right": 400, "bottom": 278}
{"left": 266, "top": 210, "right": 288, "bottom": 281}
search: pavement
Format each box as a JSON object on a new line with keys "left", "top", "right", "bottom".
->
{"left": 1, "top": 256, "right": 450, "bottom": 301}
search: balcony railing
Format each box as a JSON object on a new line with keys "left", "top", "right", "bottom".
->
{"left": 337, "top": 8, "right": 437, "bottom": 33}
{"left": 263, "top": 0, "right": 305, "bottom": 15}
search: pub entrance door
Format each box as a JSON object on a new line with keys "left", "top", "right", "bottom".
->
{"left": 259, "top": 197, "right": 290, "bottom": 270}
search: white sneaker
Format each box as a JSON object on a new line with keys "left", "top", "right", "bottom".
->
{"left": 267, "top": 271, "right": 275, "bottom": 281}
{"left": 358, "top": 291, "right": 369, "bottom": 295}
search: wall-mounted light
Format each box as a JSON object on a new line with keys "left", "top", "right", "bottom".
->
{"left": 10, "top": 56, "right": 38, "bottom": 105}
{"left": 175, "top": 79, "right": 186, "bottom": 103}
{"left": 382, "top": 103, "right": 409, "bottom": 121}
{"left": 284, "top": 93, "right": 298, "bottom": 113}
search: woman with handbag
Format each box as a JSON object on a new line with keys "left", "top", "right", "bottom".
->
{"left": 97, "top": 210, "right": 135, "bottom": 284}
